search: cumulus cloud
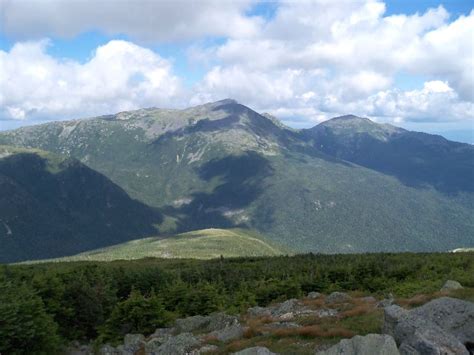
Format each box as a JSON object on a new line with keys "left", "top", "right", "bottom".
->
{"left": 0, "top": 40, "right": 183, "bottom": 121}
{"left": 190, "top": 1, "right": 473, "bottom": 125}
{"left": 0, "top": 0, "right": 473, "bottom": 128}
{"left": 0, "top": 0, "right": 261, "bottom": 41}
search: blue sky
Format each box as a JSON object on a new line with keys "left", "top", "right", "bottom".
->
{"left": 0, "top": 0, "right": 472, "bottom": 142}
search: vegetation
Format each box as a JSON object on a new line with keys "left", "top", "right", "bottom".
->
{"left": 1, "top": 252, "right": 473, "bottom": 352}
{"left": 1, "top": 101, "right": 473, "bottom": 260}
{"left": 41, "top": 229, "right": 284, "bottom": 262}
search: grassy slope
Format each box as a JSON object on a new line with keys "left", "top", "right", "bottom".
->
{"left": 45, "top": 228, "right": 284, "bottom": 262}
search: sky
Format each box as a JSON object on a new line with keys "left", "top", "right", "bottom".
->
{"left": 0, "top": 0, "right": 473, "bottom": 143}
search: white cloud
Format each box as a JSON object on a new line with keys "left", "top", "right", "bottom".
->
{"left": 0, "top": 40, "right": 183, "bottom": 121}
{"left": 0, "top": 0, "right": 261, "bottom": 41}
{"left": 191, "top": 1, "right": 473, "bottom": 125}
{"left": 0, "top": 0, "right": 473, "bottom": 129}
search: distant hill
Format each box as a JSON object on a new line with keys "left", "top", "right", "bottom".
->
{"left": 31, "top": 228, "right": 284, "bottom": 262}
{"left": 0, "top": 100, "right": 473, "bottom": 260}
{"left": 0, "top": 146, "right": 162, "bottom": 263}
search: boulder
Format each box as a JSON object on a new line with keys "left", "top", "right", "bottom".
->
{"left": 209, "top": 324, "right": 244, "bottom": 342}
{"left": 316, "top": 334, "right": 400, "bottom": 355}
{"left": 361, "top": 296, "right": 377, "bottom": 303}
{"left": 272, "top": 299, "right": 304, "bottom": 316}
{"left": 382, "top": 305, "right": 409, "bottom": 337}
{"left": 326, "top": 292, "right": 352, "bottom": 304}
{"left": 393, "top": 317, "right": 468, "bottom": 355}
{"left": 307, "top": 292, "right": 323, "bottom": 299}
{"left": 154, "top": 332, "right": 201, "bottom": 355}
{"left": 149, "top": 328, "right": 174, "bottom": 344}
{"left": 409, "top": 297, "right": 474, "bottom": 345}
{"left": 207, "top": 312, "right": 240, "bottom": 332}
{"left": 192, "top": 344, "right": 219, "bottom": 354}
{"left": 233, "top": 346, "right": 277, "bottom": 355}
{"left": 99, "top": 344, "right": 119, "bottom": 355}
{"left": 441, "top": 280, "right": 463, "bottom": 291}
{"left": 247, "top": 306, "right": 272, "bottom": 318}
{"left": 383, "top": 298, "right": 472, "bottom": 355}
{"left": 175, "top": 315, "right": 210, "bottom": 333}
{"left": 123, "top": 333, "right": 145, "bottom": 354}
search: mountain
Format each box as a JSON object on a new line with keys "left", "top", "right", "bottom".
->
{"left": 31, "top": 228, "right": 284, "bottom": 262}
{"left": 0, "top": 145, "right": 162, "bottom": 262}
{"left": 304, "top": 115, "right": 474, "bottom": 194}
{"left": 0, "top": 100, "right": 473, "bottom": 260}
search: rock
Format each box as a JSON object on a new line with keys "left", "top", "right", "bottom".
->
{"left": 272, "top": 299, "right": 304, "bottom": 316}
{"left": 193, "top": 344, "right": 219, "bottom": 354}
{"left": 123, "top": 333, "right": 145, "bottom": 353}
{"left": 233, "top": 346, "right": 277, "bottom": 355}
{"left": 145, "top": 338, "right": 165, "bottom": 354}
{"left": 99, "top": 344, "right": 119, "bottom": 355}
{"left": 307, "top": 292, "right": 323, "bottom": 299}
{"left": 382, "top": 305, "right": 409, "bottom": 337}
{"left": 316, "top": 334, "right": 400, "bottom": 355}
{"left": 361, "top": 296, "right": 377, "bottom": 303}
{"left": 207, "top": 312, "right": 240, "bottom": 332}
{"left": 66, "top": 344, "right": 93, "bottom": 355}
{"left": 383, "top": 299, "right": 471, "bottom": 355}
{"left": 209, "top": 324, "right": 244, "bottom": 342}
{"left": 175, "top": 315, "right": 210, "bottom": 333}
{"left": 326, "top": 292, "right": 352, "bottom": 304}
{"left": 441, "top": 280, "right": 464, "bottom": 291}
{"left": 149, "top": 328, "right": 174, "bottom": 344}
{"left": 394, "top": 317, "right": 468, "bottom": 355}
{"left": 409, "top": 297, "right": 474, "bottom": 345}
{"left": 378, "top": 298, "right": 394, "bottom": 308}
{"left": 247, "top": 306, "right": 272, "bottom": 317}
{"left": 277, "top": 312, "right": 294, "bottom": 321}
{"left": 155, "top": 332, "right": 201, "bottom": 355}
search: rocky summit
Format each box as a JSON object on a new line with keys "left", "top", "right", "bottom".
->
{"left": 1, "top": 100, "right": 473, "bottom": 262}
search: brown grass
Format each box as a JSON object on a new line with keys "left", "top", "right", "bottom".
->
{"left": 339, "top": 304, "right": 373, "bottom": 318}
{"left": 302, "top": 298, "right": 326, "bottom": 308}
{"left": 396, "top": 293, "right": 434, "bottom": 308}
{"left": 272, "top": 325, "right": 354, "bottom": 339}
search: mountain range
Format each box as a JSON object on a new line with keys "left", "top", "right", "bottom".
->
{"left": 0, "top": 99, "right": 473, "bottom": 262}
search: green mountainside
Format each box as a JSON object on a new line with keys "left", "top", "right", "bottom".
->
{"left": 34, "top": 228, "right": 284, "bottom": 262}
{"left": 0, "top": 146, "right": 162, "bottom": 263}
{"left": 0, "top": 100, "right": 473, "bottom": 261}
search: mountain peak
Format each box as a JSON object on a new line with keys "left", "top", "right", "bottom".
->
{"left": 331, "top": 114, "right": 368, "bottom": 121}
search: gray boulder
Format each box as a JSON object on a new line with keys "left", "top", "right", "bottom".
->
{"left": 394, "top": 318, "right": 468, "bottom": 355}
{"left": 99, "top": 345, "right": 119, "bottom": 355}
{"left": 207, "top": 312, "right": 240, "bottom": 332}
{"left": 316, "top": 334, "right": 400, "bottom": 355}
{"left": 308, "top": 292, "right": 323, "bottom": 299}
{"left": 326, "top": 292, "right": 352, "bottom": 304}
{"left": 383, "top": 298, "right": 472, "bottom": 355}
{"left": 175, "top": 315, "right": 210, "bottom": 333}
{"left": 441, "top": 280, "right": 463, "bottom": 291}
{"left": 123, "top": 334, "right": 145, "bottom": 354}
{"left": 149, "top": 328, "right": 174, "bottom": 345}
{"left": 192, "top": 344, "right": 219, "bottom": 354}
{"left": 409, "top": 297, "right": 474, "bottom": 345}
{"left": 272, "top": 299, "right": 304, "bottom": 316}
{"left": 209, "top": 324, "right": 245, "bottom": 342}
{"left": 247, "top": 306, "right": 272, "bottom": 318}
{"left": 361, "top": 296, "right": 377, "bottom": 303}
{"left": 154, "top": 332, "right": 201, "bottom": 355}
{"left": 383, "top": 305, "right": 409, "bottom": 337}
{"left": 233, "top": 346, "right": 277, "bottom": 355}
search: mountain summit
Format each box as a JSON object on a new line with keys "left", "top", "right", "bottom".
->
{"left": 0, "top": 101, "right": 473, "bottom": 261}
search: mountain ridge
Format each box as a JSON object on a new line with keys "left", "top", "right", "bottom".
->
{"left": 0, "top": 100, "right": 473, "bottom": 261}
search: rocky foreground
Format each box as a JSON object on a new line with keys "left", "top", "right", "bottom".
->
{"left": 68, "top": 281, "right": 473, "bottom": 355}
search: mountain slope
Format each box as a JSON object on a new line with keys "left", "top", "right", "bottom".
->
{"left": 304, "top": 115, "right": 474, "bottom": 194}
{"left": 0, "top": 101, "right": 473, "bottom": 258}
{"left": 33, "top": 228, "right": 284, "bottom": 262}
{"left": 0, "top": 146, "right": 162, "bottom": 262}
